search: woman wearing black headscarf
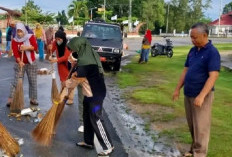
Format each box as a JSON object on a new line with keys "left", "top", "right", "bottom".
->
{"left": 67, "top": 37, "right": 114, "bottom": 156}
{"left": 49, "top": 30, "right": 74, "bottom": 104}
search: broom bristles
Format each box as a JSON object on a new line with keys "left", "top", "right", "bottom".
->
{"left": 31, "top": 102, "right": 57, "bottom": 146}
{"left": 11, "top": 77, "right": 24, "bottom": 113}
{"left": 53, "top": 88, "right": 69, "bottom": 131}
{"left": 0, "top": 122, "right": 20, "bottom": 156}
{"left": 31, "top": 72, "right": 61, "bottom": 146}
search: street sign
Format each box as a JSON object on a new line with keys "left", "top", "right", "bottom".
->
{"left": 98, "top": 8, "right": 105, "bottom": 12}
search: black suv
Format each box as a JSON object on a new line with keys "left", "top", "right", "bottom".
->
{"left": 81, "top": 21, "right": 123, "bottom": 71}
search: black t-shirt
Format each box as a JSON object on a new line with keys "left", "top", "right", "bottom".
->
{"left": 76, "top": 64, "right": 106, "bottom": 97}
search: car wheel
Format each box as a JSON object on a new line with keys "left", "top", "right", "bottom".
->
{"left": 113, "top": 60, "right": 121, "bottom": 71}
{"left": 167, "top": 50, "right": 173, "bottom": 58}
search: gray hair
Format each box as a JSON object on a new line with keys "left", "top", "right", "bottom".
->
{"left": 191, "top": 22, "right": 209, "bottom": 35}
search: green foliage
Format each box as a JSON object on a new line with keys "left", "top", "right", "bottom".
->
{"left": 96, "top": 10, "right": 113, "bottom": 21}
{"left": 20, "top": 0, "right": 54, "bottom": 24}
{"left": 0, "top": 14, "right": 6, "bottom": 20}
{"left": 69, "top": 0, "right": 212, "bottom": 32}
{"left": 142, "top": 0, "right": 165, "bottom": 30}
{"left": 56, "top": 10, "right": 69, "bottom": 25}
{"left": 117, "top": 43, "right": 232, "bottom": 156}
{"left": 166, "top": 0, "right": 212, "bottom": 33}
{"left": 68, "top": 0, "right": 89, "bottom": 25}
{"left": 198, "top": 17, "right": 212, "bottom": 24}
{"left": 167, "top": 0, "right": 189, "bottom": 33}
{"left": 161, "top": 127, "right": 192, "bottom": 144}
{"left": 223, "top": 2, "right": 232, "bottom": 14}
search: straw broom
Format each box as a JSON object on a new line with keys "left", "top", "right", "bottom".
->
{"left": 31, "top": 65, "right": 76, "bottom": 146}
{"left": 53, "top": 64, "right": 78, "bottom": 131}
{"left": 53, "top": 87, "right": 72, "bottom": 131}
{"left": 10, "top": 51, "right": 25, "bottom": 114}
{"left": 0, "top": 122, "right": 20, "bottom": 157}
{"left": 31, "top": 101, "right": 58, "bottom": 146}
{"left": 32, "top": 64, "right": 92, "bottom": 146}
{"left": 31, "top": 64, "right": 60, "bottom": 146}
{"left": 53, "top": 77, "right": 91, "bottom": 130}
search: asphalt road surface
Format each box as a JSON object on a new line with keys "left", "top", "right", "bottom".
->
{"left": 0, "top": 57, "right": 127, "bottom": 157}
{"left": 123, "top": 36, "right": 232, "bottom": 56}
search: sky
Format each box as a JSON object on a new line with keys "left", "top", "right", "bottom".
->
{"left": 0, "top": 0, "right": 232, "bottom": 21}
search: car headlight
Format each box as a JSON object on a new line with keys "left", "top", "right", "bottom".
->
{"left": 113, "top": 49, "right": 120, "bottom": 53}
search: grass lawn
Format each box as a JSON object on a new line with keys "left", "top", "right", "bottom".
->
{"left": 117, "top": 43, "right": 232, "bottom": 156}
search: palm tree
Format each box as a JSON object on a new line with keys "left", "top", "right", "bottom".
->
{"left": 68, "top": 0, "right": 89, "bottom": 19}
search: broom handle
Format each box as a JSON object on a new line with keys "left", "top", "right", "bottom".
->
{"left": 19, "top": 50, "right": 24, "bottom": 74}
{"left": 66, "top": 63, "right": 78, "bottom": 97}
{"left": 67, "top": 62, "right": 77, "bottom": 79}
{"left": 51, "top": 55, "right": 57, "bottom": 72}
{"left": 59, "top": 62, "right": 78, "bottom": 101}
{"left": 51, "top": 62, "right": 54, "bottom": 75}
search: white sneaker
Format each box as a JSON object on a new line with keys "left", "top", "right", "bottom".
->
{"left": 78, "top": 125, "right": 84, "bottom": 133}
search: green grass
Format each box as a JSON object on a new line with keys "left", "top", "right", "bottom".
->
{"left": 117, "top": 43, "right": 232, "bottom": 156}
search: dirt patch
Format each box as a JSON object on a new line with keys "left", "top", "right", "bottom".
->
{"left": 127, "top": 100, "right": 185, "bottom": 131}
{"left": 150, "top": 117, "right": 186, "bottom": 131}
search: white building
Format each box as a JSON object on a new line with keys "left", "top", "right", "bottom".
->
{"left": 209, "top": 11, "right": 232, "bottom": 36}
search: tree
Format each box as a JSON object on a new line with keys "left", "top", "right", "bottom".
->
{"left": 56, "top": 10, "right": 69, "bottom": 25}
{"left": 20, "top": 0, "right": 54, "bottom": 24}
{"left": 165, "top": 0, "right": 211, "bottom": 33}
{"left": 0, "top": 14, "right": 7, "bottom": 20}
{"left": 223, "top": 2, "right": 232, "bottom": 14}
{"left": 96, "top": 10, "right": 113, "bottom": 22}
{"left": 166, "top": 0, "right": 189, "bottom": 33}
{"left": 187, "top": 0, "right": 211, "bottom": 26}
{"left": 141, "top": 0, "right": 165, "bottom": 30}
{"left": 68, "top": 0, "right": 89, "bottom": 25}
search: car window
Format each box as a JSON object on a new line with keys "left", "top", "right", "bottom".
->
{"left": 82, "top": 24, "right": 122, "bottom": 41}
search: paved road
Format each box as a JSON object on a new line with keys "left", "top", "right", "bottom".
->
{"left": 0, "top": 57, "right": 127, "bottom": 157}
{"left": 123, "top": 36, "right": 232, "bottom": 55}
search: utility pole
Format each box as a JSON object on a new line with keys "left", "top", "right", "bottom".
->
{"left": 90, "top": 7, "right": 97, "bottom": 21}
{"left": 166, "top": 2, "right": 170, "bottom": 34}
{"left": 128, "top": 0, "right": 132, "bottom": 32}
{"left": 104, "top": 0, "right": 106, "bottom": 20}
{"left": 91, "top": 9, "right": 93, "bottom": 21}
{"left": 218, "top": 0, "right": 222, "bottom": 37}
{"left": 25, "top": 0, "right": 27, "bottom": 25}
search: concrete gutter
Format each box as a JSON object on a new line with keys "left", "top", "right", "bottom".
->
{"left": 221, "top": 52, "right": 232, "bottom": 70}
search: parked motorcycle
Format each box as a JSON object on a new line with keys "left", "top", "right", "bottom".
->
{"left": 151, "top": 37, "right": 174, "bottom": 58}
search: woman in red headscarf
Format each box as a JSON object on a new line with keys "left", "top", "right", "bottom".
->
{"left": 139, "top": 29, "right": 152, "bottom": 63}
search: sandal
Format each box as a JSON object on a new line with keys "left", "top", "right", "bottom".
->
{"left": 76, "top": 142, "right": 94, "bottom": 149}
{"left": 183, "top": 151, "right": 193, "bottom": 157}
{"left": 98, "top": 146, "right": 114, "bottom": 156}
{"left": 66, "top": 100, "right": 74, "bottom": 105}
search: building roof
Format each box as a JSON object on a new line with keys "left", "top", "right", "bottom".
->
{"left": 209, "top": 11, "right": 232, "bottom": 26}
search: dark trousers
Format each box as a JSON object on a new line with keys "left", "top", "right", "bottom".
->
{"left": 83, "top": 95, "right": 113, "bottom": 150}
